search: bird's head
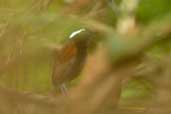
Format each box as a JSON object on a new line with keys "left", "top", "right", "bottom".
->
{"left": 69, "top": 28, "right": 95, "bottom": 49}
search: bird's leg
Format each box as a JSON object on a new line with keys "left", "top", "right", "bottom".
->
{"left": 60, "top": 83, "right": 68, "bottom": 96}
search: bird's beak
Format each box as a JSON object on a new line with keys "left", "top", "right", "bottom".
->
{"left": 69, "top": 28, "right": 86, "bottom": 39}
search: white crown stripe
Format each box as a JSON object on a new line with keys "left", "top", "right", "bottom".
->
{"left": 69, "top": 28, "right": 86, "bottom": 39}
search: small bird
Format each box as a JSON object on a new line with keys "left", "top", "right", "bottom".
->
{"left": 52, "top": 28, "right": 92, "bottom": 95}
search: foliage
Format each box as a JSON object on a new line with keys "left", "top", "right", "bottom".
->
{"left": 0, "top": 0, "right": 171, "bottom": 114}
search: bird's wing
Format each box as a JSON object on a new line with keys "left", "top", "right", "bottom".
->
{"left": 52, "top": 42, "right": 78, "bottom": 85}
{"left": 52, "top": 55, "right": 77, "bottom": 85}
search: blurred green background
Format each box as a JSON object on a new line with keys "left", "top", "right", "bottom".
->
{"left": 0, "top": 0, "right": 171, "bottom": 103}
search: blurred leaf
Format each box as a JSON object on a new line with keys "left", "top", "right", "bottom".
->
{"left": 137, "top": 0, "right": 171, "bottom": 24}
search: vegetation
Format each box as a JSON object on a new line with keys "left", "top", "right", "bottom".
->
{"left": 0, "top": 0, "right": 171, "bottom": 114}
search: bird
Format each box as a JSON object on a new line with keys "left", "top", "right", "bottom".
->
{"left": 52, "top": 28, "right": 93, "bottom": 95}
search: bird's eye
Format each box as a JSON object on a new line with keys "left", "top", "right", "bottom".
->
{"left": 69, "top": 28, "right": 86, "bottom": 39}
